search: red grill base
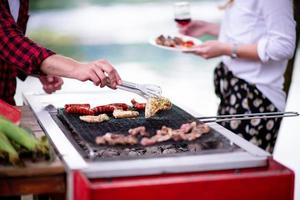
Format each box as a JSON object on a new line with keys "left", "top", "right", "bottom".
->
{"left": 73, "top": 158, "right": 294, "bottom": 200}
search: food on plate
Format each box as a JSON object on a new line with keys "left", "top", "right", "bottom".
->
{"left": 95, "top": 133, "right": 138, "bottom": 145}
{"left": 79, "top": 114, "right": 109, "bottom": 123}
{"left": 140, "top": 122, "right": 210, "bottom": 146}
{"left": 131, "top": 99, "right": 146, "bottom": 110}
{"left": 182, "top": 40, "right": 195, "bottom": 48}
{"left": 145, "top": 97, "right": 172, "bottom": 118}
{"left": 113, "top": 109, "right": 139, "bottom": 119}
{"left": 92, "top": 103, "right": 129, "bottom": 114}
{"left": 128, "top": 126, "right": 149, "bottom": 137}
{"left": 64, "top": 104, "right": 94, "bottom": 115}
{"left": 155, "top": 35, "right": 195, "bottom": 49}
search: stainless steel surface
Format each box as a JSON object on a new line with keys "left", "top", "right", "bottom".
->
{"left": 197, "top": 111, "right": 299, "bottom": 123}
{"left": 23, "top": 91, "right": 270, "bottom": 178}
{"left": 118, "top": 80, "right": 162, "bottom": 99}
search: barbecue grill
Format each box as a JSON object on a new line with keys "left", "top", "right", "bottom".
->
{"left": 24, "top": 89, "right": 280, "bottom": 200}
{"left": 23, "top": 90, "right": 270, "bottom": 180}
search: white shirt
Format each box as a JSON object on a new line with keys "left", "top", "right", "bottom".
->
{"left": 8, "top": 0, "right": 20, "bottom": 22}
{"left": 219, "top": 0, "right": 296, "bottom": 111}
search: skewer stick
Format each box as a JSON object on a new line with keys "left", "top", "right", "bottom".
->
{"left": 197, "top": 112, "right": 299, "bottom": 123}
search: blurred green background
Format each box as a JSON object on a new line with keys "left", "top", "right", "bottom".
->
{"left": 29, "top": 0, "right": 220, "bottom": 10}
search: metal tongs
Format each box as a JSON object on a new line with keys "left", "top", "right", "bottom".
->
{"left": 197, "top": 111, "right": 299, "bottom": 123}
{"left": 117, "top": 80, "right": 162, "bottom": 99}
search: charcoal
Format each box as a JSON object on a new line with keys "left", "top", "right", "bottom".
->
{"left": 201, "top": 140, "right": 219, "bottom": 150}
{"left": 145, "top": 146, "right": 161, "bottom": 154}
{"left": 162, "top": 148, "right": 177, "bottom": 154}
{"left": 128, "top": 151, "right": 141, "bottom": 156}
{"left": 188, "top": 143, "right": 202, "bottom": 152}
{"left": 162, "top": 144, "right": 174, "bottom": 149}
{"left": 120, "top": 148, "right": 131, "bottom": 156}
{"left": 102, "top": 149, "right": 120, "bottom": 157}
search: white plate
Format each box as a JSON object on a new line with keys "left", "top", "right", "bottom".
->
{"left": 149, "top": 34, "right": 202, "bottom": 52}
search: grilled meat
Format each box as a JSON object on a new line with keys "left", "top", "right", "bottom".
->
{"left": 113, "top": 109, "right": 139, "bottom": 119}
{"left": 131, "top": 99, "right": 146, "bottom": 110}
{"left": 65, "top": 104, "right": 90, "bottom": 109}
{"left": 155, "top": 35, "right": 165, "bottom": 46}
{"left": 128, "top": 126, "right": 149, "bottom": 137}
{"left": 79, "top": 114, "right": 109, "bottom": 123}
{"left": 145, "top": 97, "right": 172, "bottom": 118}
{"left": 95, "top": 133, "right": 138, "bottom": 145}
{"left": 95, "top": 122, "right": 210, "bottom": 146}
{"left": 92, "top": 103, "right": 129, "bottom": 114}
{"left": 65, "top": 104, "right": 94, "bottom": 115}
{"left": 140, "top": 122, "right": 210, "bottom": 146}
{"left": 64, "top": 103, "right": 129, "bottom": 115}
{"left": 155, "top": 35, "right": 195, "bottom": 48}
{"left": 173, "top": 36, "right": 184, "bottom": 45}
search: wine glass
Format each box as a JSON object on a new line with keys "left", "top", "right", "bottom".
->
{"left": 174, "top": 2, "right": 191, "bottom": 26}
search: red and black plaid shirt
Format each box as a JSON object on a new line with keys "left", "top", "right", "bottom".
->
{"left": 0, "top": 0, "right": 55, "bottom": 105}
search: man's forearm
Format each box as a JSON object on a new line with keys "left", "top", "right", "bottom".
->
{"left": 40, "top": 54, "right": 122, "bottom": 88}
{"left": 40, "top": 54, "right": 81, "bottom": 79}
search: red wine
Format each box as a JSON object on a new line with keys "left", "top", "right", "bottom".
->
{"left": 175, "top": 18, "right": 191, "bottom": 26}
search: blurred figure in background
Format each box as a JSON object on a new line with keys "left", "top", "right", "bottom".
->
{"left": 178, "top": 0, "right": 296, "bottom": 153}
{"left": 0, "top": 0, "right": 121, "bottom": 106}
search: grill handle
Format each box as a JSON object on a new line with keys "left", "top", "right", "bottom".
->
{"left": 197, "top": 111, "right": 299, "bottom": 123}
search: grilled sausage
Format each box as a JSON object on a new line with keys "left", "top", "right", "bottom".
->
{"left": 131, "top": 99, "right": 146, "bottom": 110}
{"left": 92, "top": 103, "right": 129, "bottom": 114}
{"left": 65, "top": 104, "right": 94, "bottom": 115}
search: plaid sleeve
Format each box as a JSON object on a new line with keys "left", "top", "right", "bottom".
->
{"left": 0, "top": 3, "right": 55, "bottom": 76}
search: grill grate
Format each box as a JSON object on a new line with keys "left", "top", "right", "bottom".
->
{"left": 58, "top": 105, "right": 198, "bottom": 145}
{"left": 55, "top": 105, "right": 237, "bottom": 161}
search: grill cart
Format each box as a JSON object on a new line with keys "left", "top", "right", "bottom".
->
{"left": 23, "top": 91, "right": 294, "bottom": 200}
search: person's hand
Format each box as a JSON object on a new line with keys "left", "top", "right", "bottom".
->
{"left": 179, "top": 20, "right": 220, "bottom": 37}
{"left": 186, "top": 40, "right": 231, "bottom": 59}
{"left": 74, "top": 59, "right": 122, "bottom": 89}
{"left": 39, "top": 75, "right": 64, "bottom": 94}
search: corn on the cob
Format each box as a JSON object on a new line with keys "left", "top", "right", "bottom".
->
{"left": 0, "top": 131, "right": 21, "bottom": 165}
{"left": 0, "top": 116, "right": 39, "bottom": 151}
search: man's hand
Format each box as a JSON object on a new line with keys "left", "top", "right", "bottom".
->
{"left": 39, "top": 75, "right": 64, "bottom": 94}
{"left": 74, "top": 59, "right": 122, "bottom": 89}
{"left": 41, "top": 55, "right": 122, "bottom": 89}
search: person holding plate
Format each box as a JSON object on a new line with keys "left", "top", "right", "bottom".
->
{"left": 178, "top": 0, "right": 296, "bottom": 153}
